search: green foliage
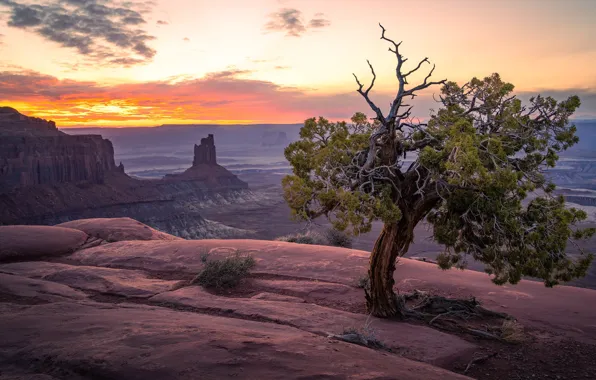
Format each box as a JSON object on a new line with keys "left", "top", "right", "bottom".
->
{"left": 275, "top": 228, "right": 353, "bottom": 248}
{"left": 192, "top": 251, "right": 255, "bottom": 289}
{"left": 423, "top": 74, "right": 593, "bottom": 286}
{"left": 283, "top": 113, "right": 400, "bottom": 235}
{"left": 324, "top": 228, "right": 353, "bottom": 248}
{"left": 283, "top": 72, "right": 594, "bottom": 287}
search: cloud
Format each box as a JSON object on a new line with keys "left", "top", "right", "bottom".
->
{"left": 183, "top": 37, "right": 190, "bottom": 42}
{"left": 2, "top": 68, "right": 593, "bottom": 126}
{"left": 264, "top": 8, "right": 330, "bottom": 37}
{"left": 248, "top": 56, "right": 281, "bottom": 64}
{"left": 156, "top": 19, "right": 168, "bottom": 25}
{"left": 308, "top": 17, "right": 330, "bottom": 29}
{"left": 0, "top": 68, "right": 376, "bottom": 125}
{"left": 0, "top": 0, "right": 157, "bottom": 67}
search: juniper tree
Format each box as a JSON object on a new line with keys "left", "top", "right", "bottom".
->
{"left": 282, "top": 24, "right": 594, "bottom": 318}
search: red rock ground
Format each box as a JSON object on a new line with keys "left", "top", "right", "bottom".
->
{"left": 1, "top": 218, "right": 595, "bottom": 379}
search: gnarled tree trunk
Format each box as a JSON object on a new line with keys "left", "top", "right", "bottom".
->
{"left": 365, "top": 219, "right": 414, "bottom": 318}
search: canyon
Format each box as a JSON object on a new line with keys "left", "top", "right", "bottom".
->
{"left": 0, "top": 107, "right": 254, "bottom": 238}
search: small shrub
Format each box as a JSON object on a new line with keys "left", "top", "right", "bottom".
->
{"left": 324, "top": 228, "right": 353, "bottom": 248}
{"left": 192, "top": 250, "right": 255, "bottom": 289}
{"left": 275, "top": 230, "right": 327, "bottom": 245}
{"left": 500, "top": 319, "right": 525, "bottom": 343}
{"left": 336, "top": 315, "right": 386, "bottom": 349}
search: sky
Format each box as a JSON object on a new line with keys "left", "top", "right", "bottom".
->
{"left": 0, "top": 0, "right": 595, "bottom": 127}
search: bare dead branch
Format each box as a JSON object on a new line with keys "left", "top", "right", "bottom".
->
{"left": 403, "top": 57, "right": 430, "bottom": 80}
{"left": 353, "top": 60, "right": 386, "bottom": 123}
{"left": 464, "top": 352, "right": 498, "bottom": 374}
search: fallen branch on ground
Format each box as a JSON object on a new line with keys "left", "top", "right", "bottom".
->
{"left": 399, "top": 290, "right": 515, "bottom": 340}
{"left": 464, "top": 352, "right": 498, "bottom": 374}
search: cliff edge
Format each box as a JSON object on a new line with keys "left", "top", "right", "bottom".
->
{"left": 0, "top": 107, "right": 122, "bottom": 192}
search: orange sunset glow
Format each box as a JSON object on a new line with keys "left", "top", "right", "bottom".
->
{"left": 0, "top": 0, "right": 595, "bottom": 127}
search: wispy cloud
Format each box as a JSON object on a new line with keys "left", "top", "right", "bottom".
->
{"left": 308, "top": 12, "right": 331, "bottom": 29}
{"left": 264, "top": 8, "right": 331, "bottom": 37}
{"left": 1, "top": 68, "right": 593, "bottom": 126}
{"left": 183, "top": 37, "right": 190, "bottom": 42}
{"left": 0, "top": 0, "right": 157, "bottom": 67}
{"left": 156, "top": 19, "right": 168, "bottom": 25}
{"left": 0, "top": 68, "right": 372, "bottom": 125}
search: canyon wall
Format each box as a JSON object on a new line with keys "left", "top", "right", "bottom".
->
{"left": 0, "top": 106, "right": 62, "bottom": 137}
{"left": 0, "top": 135, "right": 119, "bottom": 192}
{"left": 0, "top": 107, "right": 121, "bottom": 192}
{"left": 0, "top": 108, "right": 251, "bottom": 239}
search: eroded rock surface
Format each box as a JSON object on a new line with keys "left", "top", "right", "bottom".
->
{"left": 69, "top": 239, "right": 369, "bottom": 282}
{"left": 57, "top": 217, "right": 181, "bottom": 242}
{"left": 150, "top": 285, "right": 477, "bottom": 365}
{"left": 0, "top": 225, "right": 89, "bottom": 262}
{"left": 0, "top": 262, "right": 179, "bottom": 298}
{"left": 0, "top": 273, "right": 87, "bottom": 302}
{"left": 0, "top": 301, "right": 470, "bottom": 380}
{"left": 2, "top": 218, "right": 596, "bottom": 379}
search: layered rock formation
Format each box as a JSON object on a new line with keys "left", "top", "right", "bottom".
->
{"left": 0, "top": 106, "right": 61, "bottom": 137}
{"left": 1, "top": 135, "right": 119, "bottom": 191}
{"left": 1, "top": 107, "right": 121, "bottom": 191}
{"left": 0, "top": 109, "right": 252, "bottom": 239}
{"left": 193, "top": 133, "right": 217, "bottom": 165}
{"left": 165, "top": 134, "right": 248, "bottom": 190}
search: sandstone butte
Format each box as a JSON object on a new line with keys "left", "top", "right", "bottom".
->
{"left": 1, "top": 217, "right": 595, "bottom": 379}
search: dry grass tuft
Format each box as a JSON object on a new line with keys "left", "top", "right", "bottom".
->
{"left": 500, "top": 319, "right": 525, "bottom": 343}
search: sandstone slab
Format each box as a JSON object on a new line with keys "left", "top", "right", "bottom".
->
{"left": 0, "top": 273, "right": 86, "bottom": 302}
{"left": 0, "top": 226, "right": 88, "bottom": 262}
{"left": 253, "top": 278, "right": 364, "bottom": 311}
{"left": 250, "top": 292, "right": 305, "bottom": 303}
{"left": 0, "top": 262, "right": 178, "bottom": 298}
{"left": 57, "top": 217, "right": 181, "bottom": 242}
{"left": 150, "top": 286, "right": 476, "bottom": 365}
{"left": 69, "top": 238, "right": 596, "bottom": 343}
{"left": 69, "top": 239, "right": 369, "bottom": 283}
{"left": 0, "top": 301, "right": 470, "bottom": 380}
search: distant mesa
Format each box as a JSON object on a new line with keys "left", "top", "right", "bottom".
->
{"left": 261, "top": 131, "right": 288, "bottom": 147}
{"left": 0, "top": 106, "right": 62, "bottom": 137}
